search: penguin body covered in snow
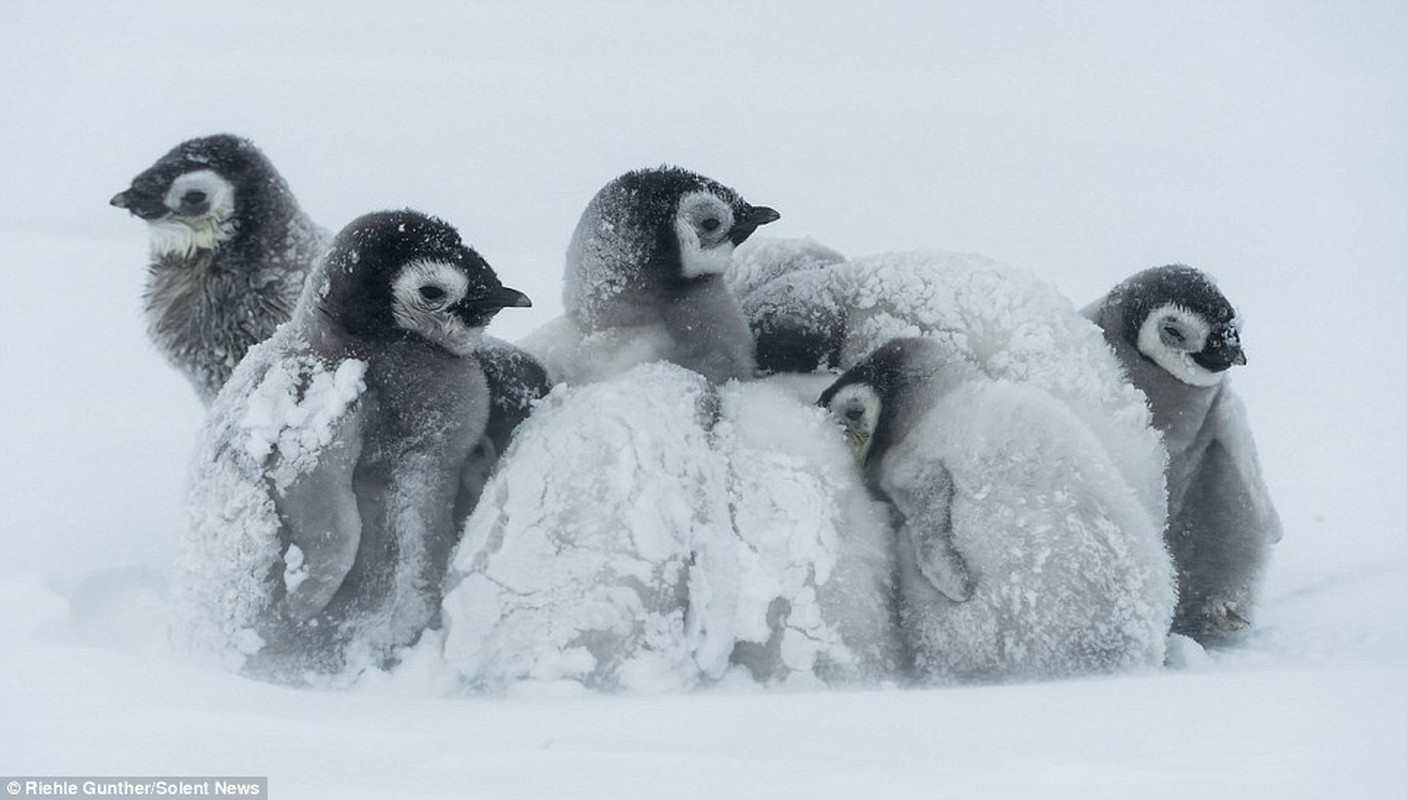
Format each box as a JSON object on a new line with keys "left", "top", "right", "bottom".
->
{"left": 441, "top": 363, "right": 901, "bottom": 692}
{"left": 821, "top": 337, "right": 1177, "bottom": 682}
{"left": 727, "top": 240, "right": 1170, "bottom": 528}
{"left": 443, "top": 174, "right": 900, "bottom": 692}
{"left": 522, "top": 166, "right": 779, "bottom": 385}
{"left": 177, "top": 210, "right": 533, "bottom": 683}
{"left": 111, "top": 134, "right": 328, "bottom": 402}
{"left": 1084, "top": 265, "right": 1281, "bottom": 641}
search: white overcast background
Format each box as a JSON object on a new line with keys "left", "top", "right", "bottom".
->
{"left": 1, "top": 2, "right": 1404, "bottom": 798}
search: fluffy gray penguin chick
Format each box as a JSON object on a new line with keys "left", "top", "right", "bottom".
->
{"left": 239, "top": 210, "right": 529, "bottom": 677}
{"left": 1085, "top": 264, "right": 1282, "bottom": 642}
{"left": 112, "top": 134, "right": 328, "bottom": 402}
{"left": 543, "top": 166, "right": 779, "bottom": 384}
{"left": 819, "top": 337, "right": 1176, "bottom": 681}
{"left": 819, "top": 338, "right": 978, "bottom": 604}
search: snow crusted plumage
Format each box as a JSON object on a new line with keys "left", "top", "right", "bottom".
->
{"left": 178, "top": 333, "right": 367, "bottom": 675}
{"left": 730, "top": 239, "right": 1169, "bottom": 528}
{"left": 715, "top": 377, "right": 900, "bottom": 686}
{"left": 829, "top": 339, "right": 1177, "bottom": 681}
{"left": 442, "top": 363, "right": 735, "bottom": 692}
{"left": 441, "top": 365, "right": 899, "bottom": 692}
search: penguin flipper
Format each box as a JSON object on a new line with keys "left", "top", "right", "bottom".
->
{"left": 1207, "top": 391, "right": 1283, "bottom": 544}
{"left": 278, "top": 406, "right": 366, "bottom": 621}
{"left": 904, "top": 466, "right": 974, "bottom": 603}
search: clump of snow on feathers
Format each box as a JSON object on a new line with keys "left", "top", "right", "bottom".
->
{"left": 714, "top": 378, "right": 900, "bottom": 685}
{"left": 442, "top": 363, "right": 735, "bottom": 693}
{"left": 239, "top": 357, "right": 366, "bottom": 490}
{"left": 730, "top": 240, "right": 1168, "bottom": 525}
{"left": 175, "top": 332, "right": 364, "bottom": 671}
{"left": 441, "top": 366, "right": 901, "bottom": 693}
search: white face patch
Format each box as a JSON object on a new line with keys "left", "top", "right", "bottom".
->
{"left": 826, "top": 383, "right": 883, "bottom": 461}
{"left": 149, "top": 170, "right": 238, "bottom": 258}
{"left": 391, "top": 260, "right": 481, "bottom": 356}
{"left": 674, "top": 191, "right": 736, "bottom": 279}
{"left": 1137, "top": 304, "right": 1225, "bottom": 387}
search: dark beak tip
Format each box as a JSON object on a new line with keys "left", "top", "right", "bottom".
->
{"left": 109, "top": 192, "right": 129, "bottom": 209}
{"left": 502, "top": 287, "right": 532, "bottom": 309}
{"left": 753, "top": 206, "right": 781, "bottom": 225}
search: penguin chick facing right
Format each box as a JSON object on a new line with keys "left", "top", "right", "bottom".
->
{"left": 522, "top": 166, "right": 779, "bottom": 384}
{"left": 112, "top": 134, "right": 329, "bottom": 403}
{"left": 179, "top": 209, "right": 532, "bottom": 682}
{"left": 1084, "top": 265, "right": 1282, "bottom": 642}
{"left": 820, "top": 337, "right": 1175, "bottom": 683}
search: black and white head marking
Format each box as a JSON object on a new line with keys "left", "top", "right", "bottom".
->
{"left": 818, "top": 338, "right": 941, "bottom": 467}
{"left": 390, "top": 259, "right": 483, "bottom": 356}
{"left": 318, "top": 210, "right": 531, "bottom": 355}
{"left": 110, "top": 134, "right": 282, "bottom": 258}
{"left": 144, "top": 169, "right": 238, "bottom": 257}
{"left": 1117, "top": 265, "right": 1246, "bottom": 387}
{"left": 1136, "top": 302, "right": 1243, "bottom": 387}
{"left": 674, "top": 189, "right": 780, "bottom": 278}
{"left": 565, "top": 166, "right": 779, "bottom": 315}
{"left": 824, "top": 382, "right": 883, "bottom": 460}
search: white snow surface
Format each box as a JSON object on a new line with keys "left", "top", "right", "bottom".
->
{"left": 3, "top": 2, "right": 1405, "bottom": 797}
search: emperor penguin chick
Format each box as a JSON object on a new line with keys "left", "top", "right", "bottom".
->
{"left": 821, "top": 337, "right": 1175, "bottom": 683}
{"left": 179, "top": 210, "right": 532, "bottom": 682}
{"left": 112, "top": 134, "right": 329, "bottom": 402}
{"left": 523, "top": 166, "right": 779, "bottom": 384}
{"left": 1085, "top": 265, "right": 1281, "bottom": 642}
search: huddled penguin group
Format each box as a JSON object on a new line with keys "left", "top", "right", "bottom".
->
{"left": 115, "top": 134, "right": 1280, "bottom": 689}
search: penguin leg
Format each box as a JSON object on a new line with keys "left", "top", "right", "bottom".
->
{"left": 275, "top": 407, "right": 366, "bottom": 621}
{"left": 905, "top": 466, "right": 974, "bottom": 603}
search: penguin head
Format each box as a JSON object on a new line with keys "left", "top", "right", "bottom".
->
{"left": 1114, "top": 265, "right": 1246, "bottom": 387}
{"left": 110, "top": 134, "right": 291, "bottom": 256}
{"left": 565, "top": 166, "right": 779, "bottom": 318}
{"left": 819, "top": 337, "right": 947, "bottom": 464}
{"left": 315, "top": 210, "right": 531, "bottom": 356}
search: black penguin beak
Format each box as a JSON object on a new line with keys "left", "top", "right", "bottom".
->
{"left": 728, "top": 205, "right": 781, "bottom": 246}
{"left": 488, "top": 286, "right": 533, "bottom": 310}
{"left": 456, "top": 285, "right": 532, "bottom": 326}
{"left": 1193, "top": 337, "right": 1247, "bottom": 372}
{"left": 110, "top": 190, "right": 169, "bottom": 220}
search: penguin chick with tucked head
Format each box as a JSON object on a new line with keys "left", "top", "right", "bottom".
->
{"left": 820, "top": 337, "right": 1175, "bottom": 682}
{"left": 181, "top": 210, "right": 532, "bottom": 681}
{"left": 524, "top": 166, "right": 779, "bottom": 384}
{"left": 1085, "top": 265, "right": 1281, "bottom": 642}
{"left": 112, "top": 134, "right": 328, "bottom": 402}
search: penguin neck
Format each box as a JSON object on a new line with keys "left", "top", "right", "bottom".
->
{"left": 657, "top": 275, "right": 757, "bottom": 383}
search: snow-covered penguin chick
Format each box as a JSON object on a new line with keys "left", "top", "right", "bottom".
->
{"left": 1085, "top": 265, "right": 1281, "bottom": 642}
{"left": 523, "top": 167, "right": 779, "bottom": 384}
{"left": 820, "top": 337, "right": 1175, "bottom": 683}
{"left": 179, "top": 210, "right": 532, "bottom": 683}
{"left": 111, "top": 134, "right": 329, "bottom": 403}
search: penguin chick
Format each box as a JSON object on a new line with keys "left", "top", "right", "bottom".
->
{"left": 1085, "top": 265, "right": 1282, "bottom": 642}
{"left": 179, "top": 209, "right": 531, "bottom": 681}
{"left": 820, "top": 337, "right": 1175, "bottom": 682}
{"left": 523, "top": 166, "right": 779, "bottom": 384}
{"left": 454, "top": 336, "right": 553, "bottom": 524}
{"left": 112, "top": 134, "right": 329, "bottom": 402}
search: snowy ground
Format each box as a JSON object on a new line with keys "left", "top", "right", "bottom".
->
{"left": 2, "top": 1, "right": 1405, "bottom": 797}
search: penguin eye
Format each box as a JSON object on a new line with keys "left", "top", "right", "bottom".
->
{"left": 419, "top": 285, "right": 448, "bottom": 304}
{"left": 181, "top": 190, "right": 208, "bottom": 206}
{"left": 1161, "top": 323, "right": 1187, "bottom": 347}
{"left": 844, "top": 406, "right": 865, "bottom": 422}
{"left": 701, "top": 218, "right": 722, "bottom": 232}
